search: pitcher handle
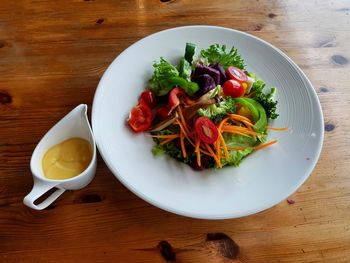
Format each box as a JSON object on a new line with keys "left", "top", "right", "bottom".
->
{"left": 23, "top": 178, "right": 65, "bottom": 210}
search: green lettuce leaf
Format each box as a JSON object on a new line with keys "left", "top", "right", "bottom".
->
{"left": 200, "top": 44, "right": 245, "bottom": 70}
{"left": 149, "top": 57, "right": 179, "bottom": 96}
{"left": 149, "top": 57, "right": 199, "bottom": 96}
{"left": 151, "top": 144, "right": 166, "bottom": 156}
{"left": 223, "top": 133, "right": 258, "bottom": 148}
{"left": 220, "top": 134, "right": 256, "bottom": 167}
{"left": 221, "top": 148, "right": 254, "bottom": 167}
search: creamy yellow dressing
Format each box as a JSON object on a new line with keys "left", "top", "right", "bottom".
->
{"left": 42, "top": 138, "right": 92, "bottom": 180}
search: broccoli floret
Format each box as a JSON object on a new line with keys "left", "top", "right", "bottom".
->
{"left": 198, "top": 97, "right": 235, "bottom": 122}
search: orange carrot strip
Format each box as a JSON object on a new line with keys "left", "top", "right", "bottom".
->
{"left": 267, "top": 126, "right": 289, "bottom": 131}
{"left": 199, "top": 147, "right": 212, "bottom": 156}
{"left": 222, "top": 126, "right": 260, "bottom": 136}
{"left": 218, "top": 117, "right": 230, "bottom": 131}
{"left": 254, "top": 140, "right": 278, "bottom": 150}
{"left": 218, "top": 133, "right": 229, "bottom": 161}
{"left": 217, "top": 117, "right": 230, "bottom": 161}
{"left": 222, "top": 130, "right": 252, "bottom": 137}
{"left": 195, "top": 136, "right": 201, "bottom": 167}
{"left": 205, "top": 143, "right": 222, "bottom": 168}
{"left": 229, "top": 114, "right": 253, "bottom": 124}
{"left": 180, "top": 130, "right": 187, "bottom": 158}
{"left": 222, "top": 124, "right": 252, "bottom": 131}
{"left": 177, "top": 106, "right": 191, "bottom": 136}
{"left": 160, "top": 137, "right": 177, "bottom": 145}
{"left": 197, "top": 152, "right": 201, "bottom": 167}
{"left": 235, "top": 119, "right": 255, "bottom": 136}
{"left": 221, "top": 128, "right": 255, "bottom": 137}
{"left": 215, "top": 136, "right": 221, "bottom": 162}
{"left": 151, "top": 134, "right": 180, "bottom": 139}
{"left": 227, "top": 146, "right": 248, "bottom": 151}
{"left": 176, "top": 120, "right": 190, "bottom": 139}
{"left": 195, "top": 135, "right": 200, "bottom": 153}
{"left": 176, "top": 120, "right": 211, "bottom": 156}
{"left": 241, "top": 120, "right": 254, "bottom": 128}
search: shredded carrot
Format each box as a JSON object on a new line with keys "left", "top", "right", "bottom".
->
{"left": 229, "top": 114, "right": 253, "bottom": 124}
{"left": 176, "top": 120, "right": 212, "bottom": 157}
{"left": 151, "top": 134, "right": 180, "bottom": 139}
{"left": 218, "top": 117, "right": 230, "bottom": 131}
{"left": 222, "top": 121, "right": 256, "bottom": 134}
{"left": 176, "top": 120, "right": 191, "bottom": 138}
{"left": 241, "top": 120, "right": 254, "bottom": 128}
{"left": 180, "top": 130, "right": 187, "bottom": 158}
{"left": 176, "top": 120, "right": 190, "bottom": 139}
{"left": 160, "top": 137, "right": 177, "bottom": 145}
{"left": 222, "top": 130, "right": 252, "bottom": 138}
{"left": 227, "top": 146, "right": 248, "bottom": 151}
{"left": 205, "top": 143, "right": 222, "bottom": 168}
{"left": 215, "top": 136, "right": 221, "bottom": 162}
{"left": 216, "top": 117, "right": 230, "bottom": 161}
{"left": 218, "top": 133, "right": 229, "bottom": 161}
{"left": 195, "top": 136, "right": 201, "bottom": 167}
{"left": 199, "top": 146, "right": 212, "bottom": 156}
{"left": 177, "top": 106, "right": 191, "bottom": 136}
{"left": 267, "top": 126, "right": 289, "bottom": 131}
{"left": 195, "top": 136, "right": 200, "bottom": 153}
{"left": 222, "top": 125, "right": 260, "bottom": 136}
{"left": 227, "top": 114, "right": 255, "bottom": 134}
{"left": 235, "top": 119, "right": 255, "bottom": 135}
{"left": 254, "top": 140, "right": 278, "bottom": 150}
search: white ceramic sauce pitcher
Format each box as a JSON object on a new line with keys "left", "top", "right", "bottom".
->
{"left": 23, "top": 104, "right": 97, "bottom": 210}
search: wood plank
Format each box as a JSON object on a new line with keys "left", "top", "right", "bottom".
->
{"left": 1, "top": 0, "right": 350, "bottom": 262}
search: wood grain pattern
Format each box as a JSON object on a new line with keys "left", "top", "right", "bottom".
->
{"left": 1, "top": 0, "right": 350, "bottom": 262}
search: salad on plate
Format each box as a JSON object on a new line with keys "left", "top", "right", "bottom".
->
{"left": 127, "top": 43, "right": 284, "bottom": 170}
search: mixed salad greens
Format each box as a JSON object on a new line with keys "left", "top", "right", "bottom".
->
{"left": 127, "top": 43, "right": 282, "bottom": 170}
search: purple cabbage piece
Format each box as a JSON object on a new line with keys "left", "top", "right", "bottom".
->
{"left": 193, "top": 64, "right": 220, "bottom": 85}
{"left": 210, "top": 63, "right": 227, "bottom": 85}
{"left": 194, "top": 74, "right": 216, "bottom": 95}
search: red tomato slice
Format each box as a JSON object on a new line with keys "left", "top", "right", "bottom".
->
{"left": 156, "top": 105, "right": 171, "bottom": 120}
{"left": 195, "top": 117, "right": 219, "bottom": 144}
{"left": 140, "top": 90, "right": 156, "bottom": 108}
{"left": 127, "top": 102, "right": 153, "bottom": 132}
{"left": 223, "top": 79, "right": 245, "bottom": 98}
{"left": 226, "top": 66, "right": 248, "bottom": 83}
{"left": 169, "top": 87, "right": 186, "bottom": 112}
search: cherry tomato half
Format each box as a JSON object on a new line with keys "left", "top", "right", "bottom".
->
{"left": 140, "top": 90, "right": 156, "bottom": 108}
{"left": 195, "top": 117, "right": 219, "bottom": 144}
{"left": 156, "top": 105, "right": 171, "bottom": 120}
{"left": 223, "top": 79, "right": 245, "bottom": 98}
{"left": 127, "top": 101, "right": 153, "bottom": 132}
{"left": 226, "top": 66, "right": 248, "bottom": 83}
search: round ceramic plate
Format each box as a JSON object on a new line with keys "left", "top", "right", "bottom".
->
{"left": 92, "top": 26, "right": 324, "bottom": 219}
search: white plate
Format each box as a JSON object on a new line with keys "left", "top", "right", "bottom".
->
{"left": 92, "top": 26, "right": 324, "bottom": 219}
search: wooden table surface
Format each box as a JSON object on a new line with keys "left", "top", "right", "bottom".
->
{"left": 1, "top": 0, "right": 350, "bottom": 262}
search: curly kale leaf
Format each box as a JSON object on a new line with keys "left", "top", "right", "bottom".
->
{"left": 250, "top": 80, "right": 279, "bottom": 120}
